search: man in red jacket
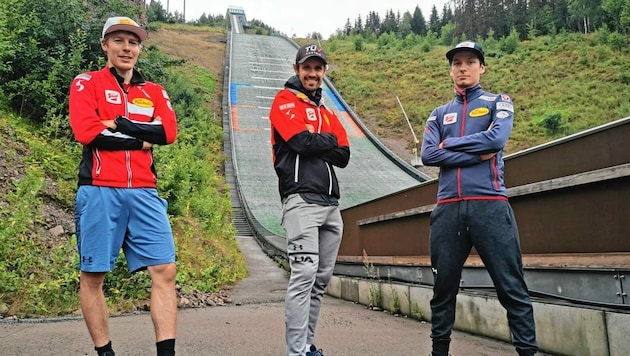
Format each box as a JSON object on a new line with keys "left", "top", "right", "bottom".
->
{"left": 69, "top": 16, "right": 177, "bottom": 356}
{"left": 269, "top": 43, "right": 350, "bottom": 356}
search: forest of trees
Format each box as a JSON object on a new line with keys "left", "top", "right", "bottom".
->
{"left": 151, "top": 0, "right": 629, "bottom": 43}
{"left": 336, "top": 0, "right": 629, "bottom": 40}
{"left": 145, "top": 0, "right": 226, "bottom": 26}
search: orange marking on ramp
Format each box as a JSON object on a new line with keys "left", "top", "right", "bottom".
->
{"left": 341, "top": 112, "right": 365, "bottom": 138}
{"left": 231, "top": 106, "right": 260, "bottom": 132}
{"left": 231, "top": 107, "right": 241, "bottom": 130}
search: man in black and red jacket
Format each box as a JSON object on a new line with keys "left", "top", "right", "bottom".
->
{"left": 269, "top": 43, "right": 350, "bottom": 356}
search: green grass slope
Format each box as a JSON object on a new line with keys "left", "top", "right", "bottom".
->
{"left": 321, "top": 32, "right": 630, "bottom": 155}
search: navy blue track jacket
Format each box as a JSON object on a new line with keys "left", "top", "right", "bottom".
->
{"left": 421, "top": 84, "right": 514, "bottom": 203}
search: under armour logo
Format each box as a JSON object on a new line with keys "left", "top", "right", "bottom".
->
{"left": 82, "top": 256, "right": 93, "bottom": 264}
{"left": 289, "top": 243, "right": 303, "bottom": 251}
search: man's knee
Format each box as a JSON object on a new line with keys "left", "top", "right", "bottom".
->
{"left": 148, "top": 263, "right": 177, "bottom": 283}
{"left": 80, "top": 271, "right": 106, "bottom": 289}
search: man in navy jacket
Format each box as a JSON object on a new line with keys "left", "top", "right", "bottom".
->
{"left": 421, "top": 41, "right": 538, "bottom": 356}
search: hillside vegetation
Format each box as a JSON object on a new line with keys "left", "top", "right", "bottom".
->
{"left": 318, "top": 31, "right": 630, "bottom": 160}
{"left": 0, "top": 1, "right": 246, "bottom": 319}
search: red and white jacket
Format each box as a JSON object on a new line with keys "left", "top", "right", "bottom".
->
{"left": 69, "top": 66, "right": 177, "bottom": 188}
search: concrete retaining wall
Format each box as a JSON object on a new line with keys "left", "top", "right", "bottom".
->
{"left": 327, "top": 276, "right": 630, "bottom": 356}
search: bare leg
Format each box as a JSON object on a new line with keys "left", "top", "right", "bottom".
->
{"left": 79, "top": 271, "right": 110, "bottom": 348}
{"left": 147, "top": 263, "right": 177, "bottom": 341}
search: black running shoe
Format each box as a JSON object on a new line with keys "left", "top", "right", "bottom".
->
{"left": 306, "top": 344, "right": 324, "bottom": 356}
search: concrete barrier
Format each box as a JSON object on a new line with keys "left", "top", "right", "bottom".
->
{"left": 328, "top": 275, "right": 630, "bottom": 356}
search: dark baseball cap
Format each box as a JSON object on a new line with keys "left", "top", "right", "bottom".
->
{"left": 446, "top": 41, "right": 485, "bottom": 65}
{"left": 295, "top": 43, "right": 327, "bottom": 65}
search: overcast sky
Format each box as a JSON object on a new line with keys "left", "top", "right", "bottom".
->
{"left": 164, "top": 0, "right": 449, "bottom": 39}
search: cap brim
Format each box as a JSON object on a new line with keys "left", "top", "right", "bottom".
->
{"left": 104, "top": 24, "right": 148, "bottom": 42}
{"left": 446, "top": 48, "right": 483, "bottom": 63}
{"left": 297, "top": 54, "right": 327, "bottom": 64}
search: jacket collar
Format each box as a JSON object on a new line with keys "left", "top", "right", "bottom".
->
{"left": 454, "top": 83, "right": 483, "bottom": 102}
{"left": 108, "top": 66, "right": 146, "bottom": 86}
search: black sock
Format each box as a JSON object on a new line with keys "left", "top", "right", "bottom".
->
{"left": 95, "top": 341, "right": 114, "bottom": 355}
{"left": 156, "top": 338, "right": 176, "bottom": 356}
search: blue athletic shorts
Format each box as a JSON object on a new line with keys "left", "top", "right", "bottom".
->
{"left": 74, "top": 186, "right": 175, "bottom": 272}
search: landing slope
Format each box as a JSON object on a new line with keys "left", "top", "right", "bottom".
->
{"left": 228, "top": 33, "right": 425, "bottom": 234}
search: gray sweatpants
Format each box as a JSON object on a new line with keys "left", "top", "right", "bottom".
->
{"left": 282, "top": 194, "right": 343, "bottom": 356}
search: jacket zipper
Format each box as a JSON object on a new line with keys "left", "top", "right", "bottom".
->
{"left": 121, "top": 86, "right": 133, "bottom": 188}
{"left": 457, "top": 94, "right": 467, "bottom": 199}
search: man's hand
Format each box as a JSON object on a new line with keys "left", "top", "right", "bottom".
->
{"left": 305, "top": 124, "right": 315, "bottom": 133}
{"left": 101, "top": 120, "right": 117, "bottom": 130}
{"left": 142, "top": 141, "right": 153, "bottom": 150}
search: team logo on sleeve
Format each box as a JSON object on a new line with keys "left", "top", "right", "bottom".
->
{"left": 443, "top": 113, "right": 457, "bottom": 125}
{"left": 105, "top": 90, "right": 122, "bottom": 104}
{"left": 75, "top": 73, "right": 91, "bottom": 81}
{"left": 501, "top": 94, "right": 511, "bottom": 102}
{"left": 496, "top": 111, "right": 510, "bottom": 119}
{"left": 279, "top": 102, "right": 295, "bottom": 111}
{"left": 73, "top": 74, "right": 92, "bottom": 92}
{"left": 496, "top": 102, "right": 514, "bottom": 112}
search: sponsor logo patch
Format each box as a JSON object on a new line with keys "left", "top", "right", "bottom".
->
{"left": 479, "top": 95, "right": 497, "bottom": 102}
{"left": 279, "top": 102, "right": 295, "bottom": 111}
{"left": 306, "top": 108, "right": 317, "bottom": 121}
{"left": 496, "top": 102, "right": 514, "bottom": 112}
{"left": 105, "top": 90, "right": 122, "bottom": 104}
{"left": 443, "top": 113, "right": 457, "bottom": 125}
{"left": 501, "top": 94, "right": 511, "bottom": 102}
{"left": 162, "top": 90, "right": 170, "bottom": 99}
{"left": 132, "top": 98, "right": 153, "bottom": 108}
{"left": 427, "top": 115, "right": 437, "bottom": 122}
{"left": 496, "top": 111, "right": 510, "bottom": 119}
{"left": 469, "top": 107, "right": 490, "bottom": 117}
{"left": 75, "top": 73, "right": 92, "bottom": 81}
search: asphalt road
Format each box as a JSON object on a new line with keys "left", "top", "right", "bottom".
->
{"left": 0, "top": 235, "right": 531, "bottom": 356}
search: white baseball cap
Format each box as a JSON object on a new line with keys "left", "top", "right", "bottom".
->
{"left": 101, "top": 16, "right": 148, "bottom": 42}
